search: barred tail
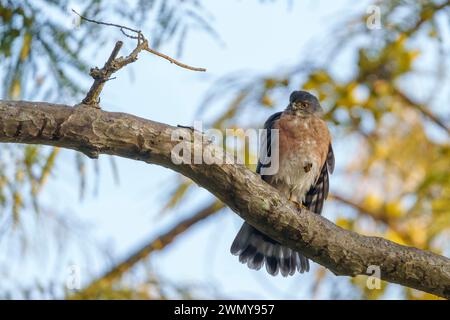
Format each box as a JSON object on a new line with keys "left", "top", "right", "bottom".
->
{"left": 230, "top": 222, "right": 309, "bottom": 276}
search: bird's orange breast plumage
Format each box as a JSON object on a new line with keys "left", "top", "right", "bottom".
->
{"left": 275, "top": 113, "right": 331, "bottom": 167}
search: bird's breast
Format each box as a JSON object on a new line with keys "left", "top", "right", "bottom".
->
{"left": 268, "top": 114, "right": 330, "bottom": 200}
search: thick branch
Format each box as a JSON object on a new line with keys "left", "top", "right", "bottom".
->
{"left": 0, "top": 100, "right": 449, "bottom": 298}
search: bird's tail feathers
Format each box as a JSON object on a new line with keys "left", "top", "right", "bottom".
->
{"left": 230, "top": 222, "right": 309, "bottom": 276}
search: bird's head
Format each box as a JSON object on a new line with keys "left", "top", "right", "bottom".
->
{"left": 287, "top": 91, "right": 323, "bottom": 116}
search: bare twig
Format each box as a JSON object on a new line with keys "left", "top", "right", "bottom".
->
{"left": 143, "top": 45, "right": 206, "bottom": 72}
{"left": 74, "top": 9, "right": 206, "bottom": 107}
{"left": 72, "top": 9, "right": 206, "bottom": 72}
{"left": 120, "top": 28, "right": 140, "bottom": 40}
{"left": 72, "top": 9, "right": 142, "bottom": 36}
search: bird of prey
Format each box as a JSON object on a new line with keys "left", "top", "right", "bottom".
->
{"left": 230, "top": 90, "right": 334, "bottom": 276}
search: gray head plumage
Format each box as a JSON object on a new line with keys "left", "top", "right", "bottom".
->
{"left": 287, "top": 91, "right": 323, "bottom": 115}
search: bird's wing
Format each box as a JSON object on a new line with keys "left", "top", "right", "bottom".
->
{"left": 326, "top": 143, "right": 335, "bottom": 174}
{"left": 303, "top": 144, "right": 334, "bottom": 214}
{"left": 256, "top": 111, "right": 283, "bottom": 178}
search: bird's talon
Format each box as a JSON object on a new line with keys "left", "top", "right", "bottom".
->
{"left": 292, "top": 200, "right": 307, "bottom": 211}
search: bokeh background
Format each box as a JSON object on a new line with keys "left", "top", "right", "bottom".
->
{"left": 0, "top": 0, "right": 449, "bottom": 299}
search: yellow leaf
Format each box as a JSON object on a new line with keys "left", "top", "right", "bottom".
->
{"left": 9, "top": 78, "right": 21, "bottom": 99}
{"left": 261, "top": 95, "right": 274, "bottom": 107}
{"left": 385, "top": 201, "right": 404, "bottom": 218}
{"left": 363, "top": 194, "right": 383, "bottom": 212}
{"left": 336, "top": 217, "right": 352, "bottom": 229}
{"left": 385, "top": 230, "right": 407, "bottom": 246}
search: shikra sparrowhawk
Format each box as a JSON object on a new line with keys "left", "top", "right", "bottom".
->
{"left": 230, "top": 91, "right": 334, "bottom": 276}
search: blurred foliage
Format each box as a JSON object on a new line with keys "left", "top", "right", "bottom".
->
{"left": 0, "top": 0, "right": 217, "bottom": 101}
{"left": 0, "top": 0, "right": 219, "bottom": 299}
{"left": 0, "top": 145, "right": 59, "bottom": 220}
{"left": 0, "top": 0, "right": 449, "bottom": 299}
{"left": 0, "top": 0, "right": 217, "bottom": 225}
{"left": 70, "top": 272, "right": 219, "bottom": 300}
{"left": 0, "top": 271, "right": 216, "bottom": 299}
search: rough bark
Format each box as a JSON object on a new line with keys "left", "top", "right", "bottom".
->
{"left": 0, "top": 100, "right": 449, "bottom": 298}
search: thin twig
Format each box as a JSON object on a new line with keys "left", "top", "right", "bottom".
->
{"left": 72, "top": 9, "right": 142, "bottom": 36}
{"left": 72, "top": 9, "right": 206, "bottom": 72}
{"left": 143, "top": 45, "right": 206, "bottom": 72}
{"left": 120, "top": 28, "right": 140, "bottom": 40}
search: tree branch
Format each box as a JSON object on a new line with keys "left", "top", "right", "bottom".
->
{"left": 82, "top": 41, "right": 124, "bottom": 106}
{"left": 73, "top": 10, "right": 206, "bottom": 108}
{"left": 72, "top": 9, "right": 206, "bottom": 72}
{"left": 0, "top": 100, "right": 449, "bottom": 298}
{"left": 403, "top": 1, "right": 450, "bottom": 37}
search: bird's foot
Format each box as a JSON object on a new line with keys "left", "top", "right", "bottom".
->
{"left": 291, "top": 200, "right": 307, "bottom": 211}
